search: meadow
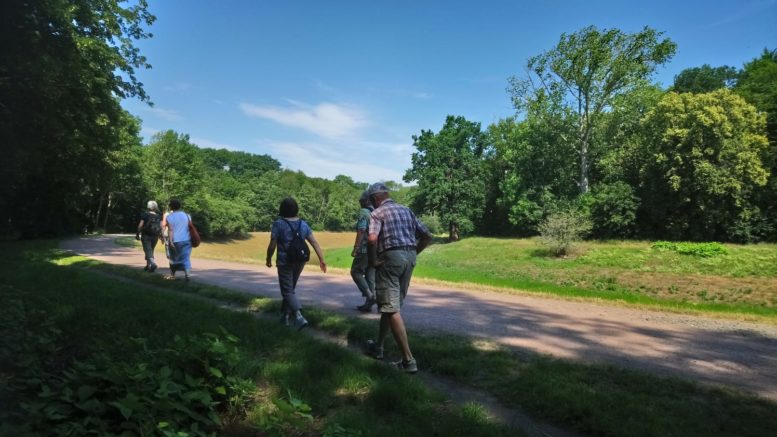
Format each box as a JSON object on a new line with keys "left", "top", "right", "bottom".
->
{"left": 4, "top": 240, "right": 776, "bottom": 436}
{"left": 150, "top": 233, "right": 777, "bottom": 318}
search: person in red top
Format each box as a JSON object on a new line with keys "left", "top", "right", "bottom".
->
{"left": 365, "top": 182, "right": 432, "bottom": 374}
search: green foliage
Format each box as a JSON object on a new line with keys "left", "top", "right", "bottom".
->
{"left": 672, "top": 64, "right": 739, "bottom": 93}
{"left": 251, "top": 390, "right": 314, "bottom": 436}
{"left": 12, "top": 331, "right": 254, "bottom": 436}
{"left": 587, "top": 182, "right": 639, "bottom": 238}
{"left": 538, "top": 209, "right": 592, "bottom": 256}
{"left": 0, "top": 0, "right": 154, "bottom": 237}
{"left": 638, "top": 89, "right": 770, "bottom": 241}
{"left": 651, "top": 241, "right": 728, "bottom": 257}
{"left": 405, "top": 115, "right": 487, "bottom": 240}
{"left": 510, "top": 25, "right": 676, "bottom": 194}
{"left": 418, "top": 213, "right": 443, "bottom": 235}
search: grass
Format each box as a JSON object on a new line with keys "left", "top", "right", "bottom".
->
{"left": 121, "top": 233, "right": 777, "bottom": 318}
{"left": 6, "top": 239, "right": 777, "bottom": 436}
{"left": 0, "top": 240, "right": 515, "bottom": 436}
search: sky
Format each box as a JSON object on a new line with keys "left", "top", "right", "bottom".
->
{"left": 122, "top": 0, "right": 777, "bottom": 184}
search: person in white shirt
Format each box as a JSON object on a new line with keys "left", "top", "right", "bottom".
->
{"left": 162, "top": 198, "right": 193, "bottom": 281}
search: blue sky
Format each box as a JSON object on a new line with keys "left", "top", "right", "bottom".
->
{"left": 122, "top": 0, "right": 777, "bottom": 184}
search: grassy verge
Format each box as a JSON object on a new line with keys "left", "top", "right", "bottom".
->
{"left": 127, "top": 232, "right": 777, "bottom": 319}
{"left": 0, "top": 240, "right": 515, "bottom": 436}
{"left": 34, "top": 241, "right": 777, "bottom": 436}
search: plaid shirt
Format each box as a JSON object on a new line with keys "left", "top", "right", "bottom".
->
{"left": 369, "top": 199, "right": 430, "bottom": 253}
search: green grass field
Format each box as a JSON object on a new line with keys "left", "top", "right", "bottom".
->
{"left": 157, "top": 233, "right": 777, "bottom": 318}
{"left": 4, "top": 240, "right": 776, "bottom": 436}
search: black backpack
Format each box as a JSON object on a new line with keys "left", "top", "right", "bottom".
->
{"left": 143, "top": 212, "right": 162, "bottom": 236}
{"left": 282, "top": 219, "right": 310, "bottom": 263}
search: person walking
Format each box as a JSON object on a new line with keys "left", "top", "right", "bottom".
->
{"left": 365, "top": 182, "right": 432, "bottom": 373}
{"left": 162, "top": 199, "right": 193, "bottom": 281}
{"left": 266, "top": 197, "right": 327, "bottom": 330}
{"left": 351, "top": 190, "right": 376, "bottom": 312}
{"left": 135, "top": 200, "right": 163, "bottom": 272}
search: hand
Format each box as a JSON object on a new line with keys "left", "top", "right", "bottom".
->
{"left": 351, "top": 247, "right": 358, "bottom": 257}
{"left": 135, "top": 234, "right": 141, "bottom": 241}
{"left": 319, "top": 260, "right": 327, "bottom": 273}
{"left": 266, "top": 259, "right": 272, "bottom": 268}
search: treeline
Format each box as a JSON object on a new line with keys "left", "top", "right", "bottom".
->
{"left": 408, "top": 27, "right": 777, "bottom": 243}
{"left": 115, "top": 129, "right": 410, "bottom": 236}
{"left": 2, "top": 2, "right": 774, "bottom": 243}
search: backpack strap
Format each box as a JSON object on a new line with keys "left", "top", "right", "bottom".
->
{"left": 281, "top": 219, "right": 303, "bottom": 247}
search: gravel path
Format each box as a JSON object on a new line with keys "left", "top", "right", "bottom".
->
{"left": 62, "top": 235, "right": 777, "bottom": 401}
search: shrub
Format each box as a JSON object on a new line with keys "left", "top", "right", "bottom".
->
{"left": 418, "top": 213, "right": 443, "bottom": 235}
{"left": 538, "top": 209, "right": 592, "bottom": 256}
{"left": 651, "top": 241, "right": 728, "bottom": 257}
{"left": 588, "top": 182, "right": 639, "bottom": 238}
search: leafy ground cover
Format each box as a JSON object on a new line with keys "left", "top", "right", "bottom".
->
{"left": 0, "top": 240, "right": 514, "bottom": 436}
{"left": 170, "top": 233, "right": 777, "bottom": 317}
{"left": 8, "top": 240, "right": 777, "bottom": 436}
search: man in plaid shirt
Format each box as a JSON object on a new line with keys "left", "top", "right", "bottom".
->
{"left": 365, "top": 182, "right": 432, "bottom": 374}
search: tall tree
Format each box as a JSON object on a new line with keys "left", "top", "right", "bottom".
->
{"left": 405, "top": 116, "right": 486, "bottom": 241}
{"left": 0, "top": 0, "right": 154, "bottom": 236}
{"left": 638, "top": 89, "right": 770, "bottom": 241}
{"left": 672, "top": 64, "right": 739, "bottom": 93}
{"left": 509, "top": 26, "right": 676, "bottom": 194}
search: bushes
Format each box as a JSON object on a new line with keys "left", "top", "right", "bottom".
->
{"left": 651, "top": 241, "right": 727, "bottom": 257}
{"left": 538, "top": 209, "right": 592, "bottom": 256}
{"left": 588, "top": 182, "right": 639, "bottom": 238}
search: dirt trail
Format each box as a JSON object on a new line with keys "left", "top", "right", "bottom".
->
{"left": 62, "top": 235, "right": 777, "bottom": 401}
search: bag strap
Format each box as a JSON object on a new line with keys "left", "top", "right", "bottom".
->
{"left": 281, "top": 219, "right": 304, "bottom": 248}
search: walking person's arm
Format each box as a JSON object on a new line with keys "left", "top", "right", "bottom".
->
{"left": 352, "top": 228, "right": 366, "bottom": 257}
{"left": 306, "top": 234, "right": 327, "bottom": 273}
{"left": 266, "top": 239, "right": 277, "bottom": 268}
{"left": 136, "top": 218, "right": 144, "bottom": 240}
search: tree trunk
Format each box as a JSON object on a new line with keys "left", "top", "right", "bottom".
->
{"left": 449, "top": 222, "right": 459, "bottom": 242}
{"left": 102, "top": 192, "right": 113, "bottom": 231}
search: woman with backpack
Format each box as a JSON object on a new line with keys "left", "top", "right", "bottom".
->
{"left": 266, "top": 197, "right": 327, "bottom": 330}
{"left": 136, "top": 200, "right": 163, "bottom": 272}
{"left": 163, "top": 198, "right": 194, "bottom": 281}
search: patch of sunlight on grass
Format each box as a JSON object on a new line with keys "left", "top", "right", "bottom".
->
{"left": 471, "top": 340, "right": 501, "bottom": 352}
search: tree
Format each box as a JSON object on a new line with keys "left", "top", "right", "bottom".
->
{"left": 509, "top": 26, "right": 676, "bottom": 194}
{"left": 486, "top": 115, "right": 577, "bottom": 234}
{"left": 142, "top": 130, "right": 206, "bottom": 213}
{"left": 638, "top": 90, "right": 770, "bottom": 241}
{"left": 672, "top": 64, "right": 739, "bottom": 93}
{"left": 405, "top": 116, "right": 486, "bottom": 241}
{"left": 734, "top": 48, "right": 777, "bottom": 240}
{"left": 0, "top": 0, "right": 154, "bottom": 237}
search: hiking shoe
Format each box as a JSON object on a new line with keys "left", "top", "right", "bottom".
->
{"left": 393, "top": 358, "right": 418, "bottom": 374}
{"left": 366, "top": 340, "right": 384, "bottom": 360}
{"left": 143, "top": 265, "right": 149, "bottom": 271}
{"left": 280, "top": 314, "right": 290, "bottom": 327}
{"left": 356, "top": 299, "right": 373, "bottom": 312}
{"left": 294, "top": 315, "right": 309, "bottom": 331}
{"left": 149, "top": 263, "right": 157, "bottom": 273}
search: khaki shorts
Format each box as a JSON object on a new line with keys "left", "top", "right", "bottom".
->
{"left": 375, "top": 249, "right": 416, "bottom": 313}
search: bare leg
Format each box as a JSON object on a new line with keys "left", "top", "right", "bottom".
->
{"left": 387, "top": 312, "right": 413, "bottom": 361}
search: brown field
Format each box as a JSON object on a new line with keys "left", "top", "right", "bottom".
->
{"left": 155, "top": 232, "right": 354, "bottom": 265}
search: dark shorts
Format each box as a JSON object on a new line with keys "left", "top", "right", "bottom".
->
{"left": 375, "top": 249, "right": 416, "bottom": 313}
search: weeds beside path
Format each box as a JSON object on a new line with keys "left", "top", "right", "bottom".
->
{"left": 62, "top": 235, "right": 777, "bottom": 403}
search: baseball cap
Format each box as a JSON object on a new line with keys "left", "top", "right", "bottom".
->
{"left": 366, "top": 182, "right": 390, "bottom": 195}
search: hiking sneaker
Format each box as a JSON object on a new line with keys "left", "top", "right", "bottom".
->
{"left": 149, "top": 263, "right": 157, "bottom": 273}
{"left": 356, "top": 298, "right": 374, "bottom": 312}
{"left": 365, "top": 340, "right": 384, "bottom": 360}
{"left": 294, "top": 315, "right": 309, "bottom": 331}
{"left": 393, "top": 358, "right": 418, "bottom": 374}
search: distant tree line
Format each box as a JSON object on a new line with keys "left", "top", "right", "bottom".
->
{"left": 407, "top": 27, "right": 776, "bottom": 243}
{"left": 2, "top": 4, "right": 774, "bottom": 243}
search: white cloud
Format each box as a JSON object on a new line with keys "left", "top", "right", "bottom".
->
{"left": 255, "top": 139, "right": 407, "bottom": 183}
{"left": 143, "top": 107, "right": 183, "bottom": 122}
{"left": 240, "top": 101, "right": 367, "bottom": 140}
